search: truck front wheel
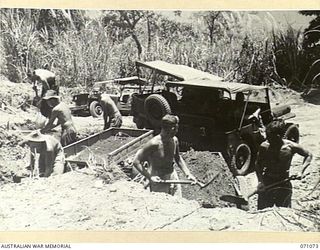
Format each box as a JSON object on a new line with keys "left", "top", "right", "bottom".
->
{"left": 90, "top": 101, "right": 103, "bottom": 118}
{"left": 230, "top": 143, "right": 252, "bottom": 176}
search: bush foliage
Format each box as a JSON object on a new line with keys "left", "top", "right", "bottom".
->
{"left": 0, "top": 9, "right": 318, "bottom": 89}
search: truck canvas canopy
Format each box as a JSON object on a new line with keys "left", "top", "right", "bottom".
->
{"left": 136, "top": 60, "right": 222, "bottom": 81}
{"left": 166, "top": 78, "right": 268, "bottom": 94}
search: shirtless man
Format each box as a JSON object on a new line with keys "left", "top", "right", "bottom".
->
{"left": 99, "top": 93, "right": 122, "bottom": 130}
{"left": 28, "top": 68, "right": 59, "bottom": 118}
{"left": 40, "top": 90, "right": 77, "bottom": 146}
{"left": 30, "top": 68, "right": 59, "bottom": 97}
{"left": 25, "top": 130, "right": 65, "bottom": 177}
{"left": 255, "top": 120, "right": 312, "bottom": 209}
{"left": 133, "top": 115, "right": 196, "bottom": 196}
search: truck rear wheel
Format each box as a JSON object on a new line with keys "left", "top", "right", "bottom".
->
{"left": 144, "top": 94, "right": 171, "bottom": 128}
{"left": 90, "top": 101, "right": 103, "bottom": 118}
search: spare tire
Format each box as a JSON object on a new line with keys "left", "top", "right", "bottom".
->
{"left": 144, "top": 94, "right": 171, "bottom": 128}
{"left": 90, "top": 100, "right": 103, "bottom": 118}
{"left": 231, "top": 143, "right": 252, "bottom": 176}
{"left": 284, "top": 124, "right": 300, "bottom": 143}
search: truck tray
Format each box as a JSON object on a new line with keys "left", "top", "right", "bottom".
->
{"left": 63, "top": 128, "right": 153, "bottom": 167}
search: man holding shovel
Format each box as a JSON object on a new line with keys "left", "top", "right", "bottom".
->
{"left": 255, "top": 120, "right": 312, "bottom": 209}
{"left": 133, "top": 115, "right": 196, "bottom": 197}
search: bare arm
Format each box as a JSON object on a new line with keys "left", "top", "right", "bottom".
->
{"left": 31, "top": 77, "right": 39, "bottom": 97}
{"left": 174, "top": 138, "right": 196, "bottom": 181}
{"left": 29, "top": 148, "right": 35, "bottom": 170}
{"left": 41, "top": 79, "right": 50, "bottom": 91}
{"left": 290, "top": 141, "right": 313, "bottom": 176}
{"left": 104, "top": 115, "right": 111, "bottom": 130}
{"left": 133, "top": 142, "right": 156, "bottom": 181}
{"left": 41, "top": 109, "right": 59, "bottom": 133}
{"left": 101, "top": 101, "right": 111, "bottom": 130}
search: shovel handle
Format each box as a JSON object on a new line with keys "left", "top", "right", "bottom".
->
{"left": 143, "top": 179, "right": 197, "bottom": 189}
{"left": 143, "top": 179, "right": 196, "bottom": 189}
{"left": 158, "top": 179, "right": 192, "bottom": 184}
{"left": 248, "top": 173, "right": 309, "bottom": 198}
{"left": 158, "top": 179, "right": 204, "bottom": 186}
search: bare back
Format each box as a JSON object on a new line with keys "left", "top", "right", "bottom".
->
{"left": 52, "top": 102, "right": 74, "bottom": 127}
{"left": 33, "top": 69, "right": 56, "bottom": 93}
{"left": 100, "top": 94, "right": 120, "bottom": 118}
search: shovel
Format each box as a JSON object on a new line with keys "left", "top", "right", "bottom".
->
{"left": 157, "top": 173, "right": 219, "bottom": 189}
{"left": 144, "top": 172, "right": 220, "bottom": 190}
{"left": 220, "top": 174, "right": 307, "bottom": 206}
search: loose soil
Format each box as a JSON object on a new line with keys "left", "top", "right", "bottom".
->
{"left": 178, "top": 150, "right": 236, "bottom": 208}
{"left": 70, "top": 135, "right": 133, "bottom": 163}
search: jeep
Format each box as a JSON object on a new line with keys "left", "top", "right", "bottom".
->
{"left": 71, "top": 76, "right": 147, "bottom": 117}
{"left": 131, "top": 60, "right": 299, "bottom": 176}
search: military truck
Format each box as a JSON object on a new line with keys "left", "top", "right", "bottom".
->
{"left": 130, "top": 60, "right": 299, "bottom": 176}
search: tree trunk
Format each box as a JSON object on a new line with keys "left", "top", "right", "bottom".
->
{"left": 131, "top": 32, "right": 142, "bottom": 59}
{"left": 147, "top": 17, "right": 151, "bottom": 52}
{"left": 209, "top": 25, "right": 214, "bottom": 47}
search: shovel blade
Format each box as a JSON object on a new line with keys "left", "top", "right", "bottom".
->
{"left": 220, "top": 195, "right": 248, "bottom": 206}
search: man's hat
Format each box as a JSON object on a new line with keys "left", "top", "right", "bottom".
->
{"left": 24, "top": 130, "right": 46, "bottom": 142}
{"left": 42, "top": 90, "right": 60, "bottom": 100}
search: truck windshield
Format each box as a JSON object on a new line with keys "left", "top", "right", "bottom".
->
{"left": 138, "top": 66, "right": 180, "bottom": 88}
{"left": 230, "top": 89, "right": 268, "bottom": 103}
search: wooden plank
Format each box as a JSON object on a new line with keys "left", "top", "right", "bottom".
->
{"left": 109, "top": 130, "right": 153, "bottom": 156}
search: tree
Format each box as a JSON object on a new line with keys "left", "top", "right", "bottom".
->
{"left": 300, "top": 11, "right": 320, "bottom": 86}
{"left": 102, "top": 10, "right": 146, "bottom": 58}
{"left": 145, "top": 11, "right": 159, "bottom": 53}
{"left": 203, "top": 11, "right": 221, "bottom": 47}
{"left": 37, "top": 9, "right": 86, "bottom": 43}
{"left": 300, "top": 11, "right": 320, "bottom": 48}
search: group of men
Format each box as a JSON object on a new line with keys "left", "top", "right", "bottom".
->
{"left": 25, "top": 67, "right": 313, "bottom": 210}
{"left": 25, "top": 67, "right": 122, "bottom": 178}
{"left": 133, "top": 114, "right": 312, "bottom": 210}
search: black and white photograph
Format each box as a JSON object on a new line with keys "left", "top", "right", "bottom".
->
{"left": 0, "top": 7, "right": 319, "bottom": 235}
